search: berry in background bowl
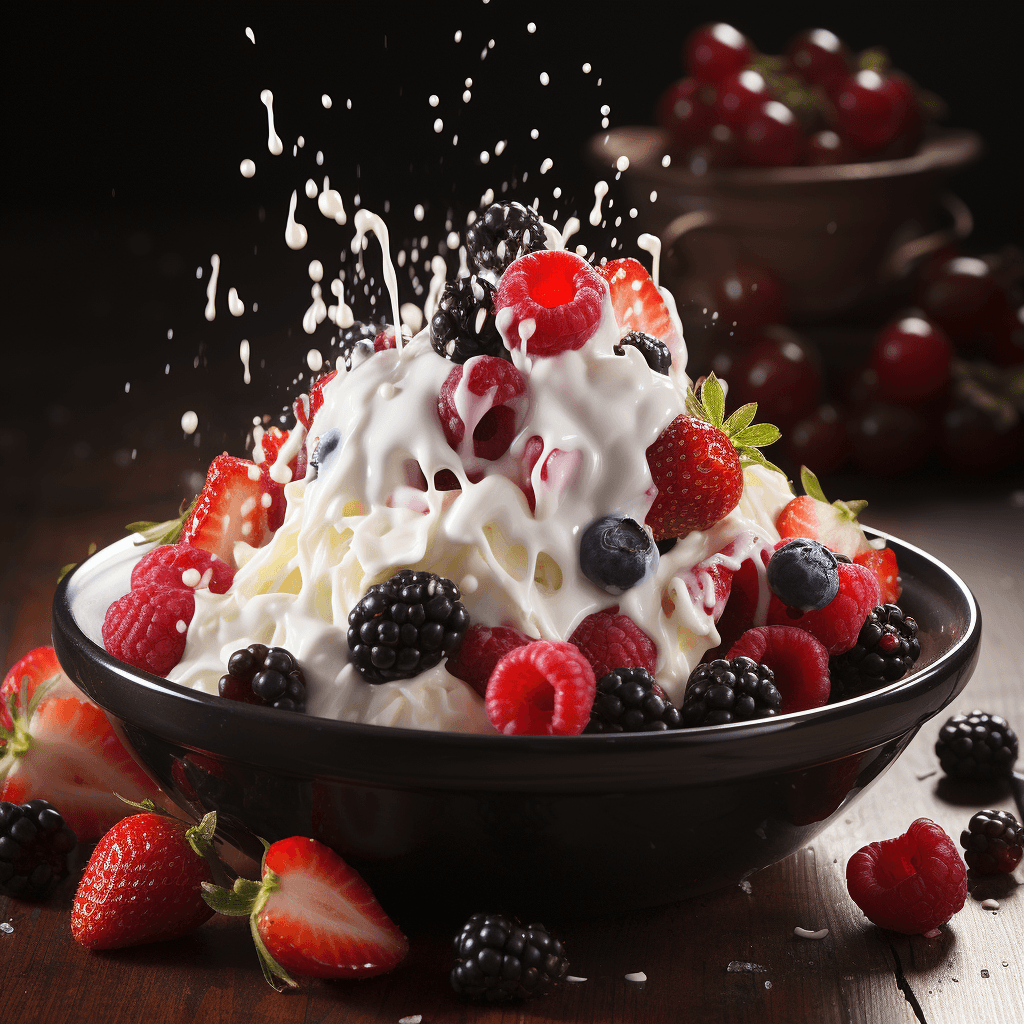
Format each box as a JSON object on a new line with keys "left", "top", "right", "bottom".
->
{"left": 587, "top": 22, "right": 981, "bottom": 321}
{"left": 52, "top": 526, "right": 980, "bottom": 918}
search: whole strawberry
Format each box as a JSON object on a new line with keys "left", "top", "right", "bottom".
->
{"left": 71, "top": 806, "right": 218, "bottom": 949}
{"left": 645, "top": 373, "right": 782, "bottom": 541}
{"left": 202, "top": 835, "right": 408, "bottom": 990}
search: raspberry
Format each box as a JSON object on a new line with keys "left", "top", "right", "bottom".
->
{"left": 767, "top": 561, "right": 880, "bottom": 655}
{"left": 517, "top": 436, "right": 581, "bottom": 515}
{"left": 130, "top": 543, "right": 235, "bottom": 596}
{"left": 493, "top": 250, "right": 606, "bottom": 357}
{"left": 846, "top": 819, "right": 967, "bottom": 937}
{"left": 446, "top": 624, "right": 531, "bottom": 697}
{"left": 485, "top": 641, "right": 596, "bottom": 736}
{"left": 437, "top": 355, "right": 528, "bottom": 464}
{"left": 568, "top": 609, "right": 657, "bottom": 680}
{"left": 727, "top": 625, "right": 830, "bottom": 714}
{"left": 960, "top": 810, "right": 1024, "bottom": 875}
{"left": 102, "top": 584, "right": 196, "bottom": 677}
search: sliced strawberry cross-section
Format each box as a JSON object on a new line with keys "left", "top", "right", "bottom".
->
{"left": 1, "top": 659, "right": 166, "bottom": 841}
{"left": 597, "top": 257, "right": 684, "bottom": 362}
{"left": 776, "top": 466, "right": 877, "bottom": 560}
{"left": 493, "top": 249, "right": 606, "bottom": 357}
{"left": 202, "top": 835, "right": 409, "bottom": 989}
{"left": 438, "top": 355, "right": 528, "bottom": 463}
{"left": 182, "top": 453, "right": 286, "bottom": 568}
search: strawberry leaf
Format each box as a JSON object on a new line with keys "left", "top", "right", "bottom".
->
{"left": 700, "top": 373, "right": 727, "bottom": 428}
{"left": 732, "top": 423, "right": 782, "bottom": 449}
{"left": 799, "top": 466, "right": 829, "bottom": 504}
{"left": 723, "top": 403, "right": 758, "bottom": 436}
{"left": 128, "top": 496, "right": 199, "bottom": 547}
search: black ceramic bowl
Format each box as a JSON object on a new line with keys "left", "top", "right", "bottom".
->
{"left": 52, "top": 529, "right": 980, "bottom": 918}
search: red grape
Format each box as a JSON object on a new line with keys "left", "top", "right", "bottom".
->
{"left": 786, "top": 28, "right": 852, "bottom": 94}
{"left": 870, "top": 315, "right": 953, "bottom": 405}
{"left": 684, "top": 23, "right": 753, "bottom": 86}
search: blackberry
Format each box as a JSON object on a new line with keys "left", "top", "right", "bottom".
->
{"left": 0, "top": 799, "right": 77, "bottom": 898}
{"left": 830, "top": 604, "right": 921, "bottom": 696}
{"left": 935, "top": 710, "right": 1018, "bottom": 782}
{"left": 429, "top": 275, "right": 507, "bottom": 363}
{"left": 681, "top": 656, "right": 782, "bottom": 726}
{"left": 960, "top": 809, "right": 1024, "bottom": 875}
{"left": 218, "top": 643, "right": 307, "bottom": 712}
{"left": 466, "top": 202, "right": 547, "bottom": 281}
{"left": 347, "top": 569, "right": 469, "bottom": 683}
{"left": 767, "top": 538, "right": 840, "bottom": 612}
{"left": 614, "top": 330, "right": 672, "bottom": 375}
{"left": 337, "top": 321, "right": 383, "bottom": 371}
{"left": 579, "top": 514, "right": 658, "bottom": 594}
{"left": 451, "top": 913, "right": 568, "bottom": 1002}
{"left": 584, "top": 667, "right": 681, "bottom": 733}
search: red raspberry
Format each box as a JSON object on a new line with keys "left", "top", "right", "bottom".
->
{"left": 727, "top": 625, "right": 830, "bottom": 713}
{"left": 437, "top": 355, "right": 528, "bottom": 463}
{"left": 518, "top": 435, "right": 581, "bottom": 514}
{"left": 767, "top": 561, "right": 880, "bottom": 655}
{"left": 447, "top": 624, "right": 531, "bottom": 697}
{"left": 853, "top": 547, "right": 901, "bottom": 605}
{"left": 130, "top": 543, "right": 235, "bottom": 595}
{"left": 485, "top": 640, "right": 596, "bottom": 736}
{"left": 569, "top": 608, "right": 657, "bottom": 680}
{"left": 493, "top": 250, "right": 606, "bottom": 357}
{"left": 102, "top": 584, "right": 196, "bottom": 677}
{"left": 846, "top": 819, "right": 967, "bottom": 937}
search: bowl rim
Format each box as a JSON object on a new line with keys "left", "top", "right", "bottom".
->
{"left": 51, "top": 528, "right": 981, "bottom": 792}
{"left": 586, "top": 125, "right": 983, "bottom": 188}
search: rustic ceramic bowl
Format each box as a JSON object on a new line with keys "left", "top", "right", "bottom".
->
{"left": 586, "top": 127, "right": 982, "bottom": 320}
{"left": 53, "top": 529, "right": 979, "bottom": 918}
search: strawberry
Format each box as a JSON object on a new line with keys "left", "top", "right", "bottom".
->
{"left": 202, "top": 835, "right": 408, "bottom": 989}
{"left": 854, "top": 546, "right": 902, "bottom": 604}
{"left": 1, "top": 661, "right": 165, "bottom": 840}
{"left": 775, "top": 466, "right": 878, "bottom": 560}
{"left": 645, "top": 373, "right": 782, "bottom": 540}
{"left": 295, "top": 369, "right": 338, "bottom": 431}
{"left": 597, "top": 257, "right": 685, "bottom": 370}
{"left": 1, "top": 646, "right": 64, "bottom": 733}
{"left": 72, "top": 806, "right": 218, "bottom": 949}
{"left": 181, "top": 453, "right": 286, "bottom": 568}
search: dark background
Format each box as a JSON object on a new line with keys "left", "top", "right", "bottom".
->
{"left": 3, "top": 2, "right": 1023, "bottom": 518}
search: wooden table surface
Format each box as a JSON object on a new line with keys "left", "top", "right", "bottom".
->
{"left": 2, "top": 440, "right": 1022, "bottom": 1023}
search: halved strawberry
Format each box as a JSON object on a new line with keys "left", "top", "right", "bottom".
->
{"left": 1, "top": 646, "right": 65, "bottom": 732}
{"left": 776, "top": 466, "right": 878, "bottom": 560}
{"left": 597, "top": 257, "right": 684, "bottom": 360}
{"left": 854, "top": 547, "right": 902, "bottom": 604}
{"left": 295, "top": 369, "right": 338, "bottom": 431}
{"left": 203, "top": 835, "right": 408, "bottom": 989}
{"left": 1, "top": 664, "right": 166, "bottom": 840}
{"left": 181, "top": 454, "right": 286, "bottom": 569}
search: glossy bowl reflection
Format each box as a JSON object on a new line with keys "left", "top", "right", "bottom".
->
{"left": 52, "top": 530, "right": 980, "bottom": 918}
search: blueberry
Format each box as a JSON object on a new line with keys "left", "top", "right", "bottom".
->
{"left": 766, "top": 538, "right": 839, "bottom": 611}
{"left": 579, "top": 514, "right": 659, "bottom": 594}
{"left": 311, "top": 427, "right": 343, "bottom": 477}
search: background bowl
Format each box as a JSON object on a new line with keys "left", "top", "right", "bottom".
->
{"left": 52, "top": 530, "right": 980, "bottom": 918}
{"left": 587, "top": 127, "right": 981, "bottom": 321}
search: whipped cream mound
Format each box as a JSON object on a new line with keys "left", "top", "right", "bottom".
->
{"left": 168, "top": 276, "right": 793, "bottom": 733}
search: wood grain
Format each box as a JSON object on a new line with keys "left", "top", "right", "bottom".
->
{"left": 2, "top": 466, "right": 1022, "bottom": 1023}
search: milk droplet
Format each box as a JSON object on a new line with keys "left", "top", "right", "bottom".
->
{"left": 307, "top": 349, "right": 323, "bottom": 372}
{"left": 239, "top": 158, "right": 256, "bottom": 178}
{"left": 616, "top": 155, "right": 630, "bottom": 172}
{"left": 308, "top": 260, "right": 324, "bottom": 282}
{"left": 414, "top": 204, "right": 425, "bottom": 222}
{"left": 583, "top": 62, "right": 592, "bottom": 73}
{"left": 321, "top": 94, "right": 332, "bottom": 109}
{"left": 527, "top": 21, "right": 536, "bottom": 32}
{"left": 590, "top": 180, "right": 609, "bottom": 226}
{"left": 539, "top": 71, "right": 550, "bottom": 85}
{"left": 228, "top": 287, "right": 244, "bottom": 316}
{"left": 260, "top": 90, "right": 284, "bottom": 156}
{"left": 239, "top": 340, "right": 251, "bottom": 384}
{"left": 318, "top": 179, "right": 347, "bottom": 224}
{"left": 181, "top": 411, "right": 199, "bottom": 434}
{"left": 540, "top": 158, "right": 553, "bottom": 174}
{"left": 429, "top": 94, "right": 439, "bottom": 107}
{"left": 204, "top": 254, "right": 220, "bottom": 321}
{"left": 305, "top": 178, "right": 318, "bottom": 199}
{"left": 245, "top": 26, "right": 255, "bottom": 43}
{"left": 285, "top": 191, "right": 308, "bottom": 249}
{"left": 434, "top": 118, "right": 444, "bottom": 133}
